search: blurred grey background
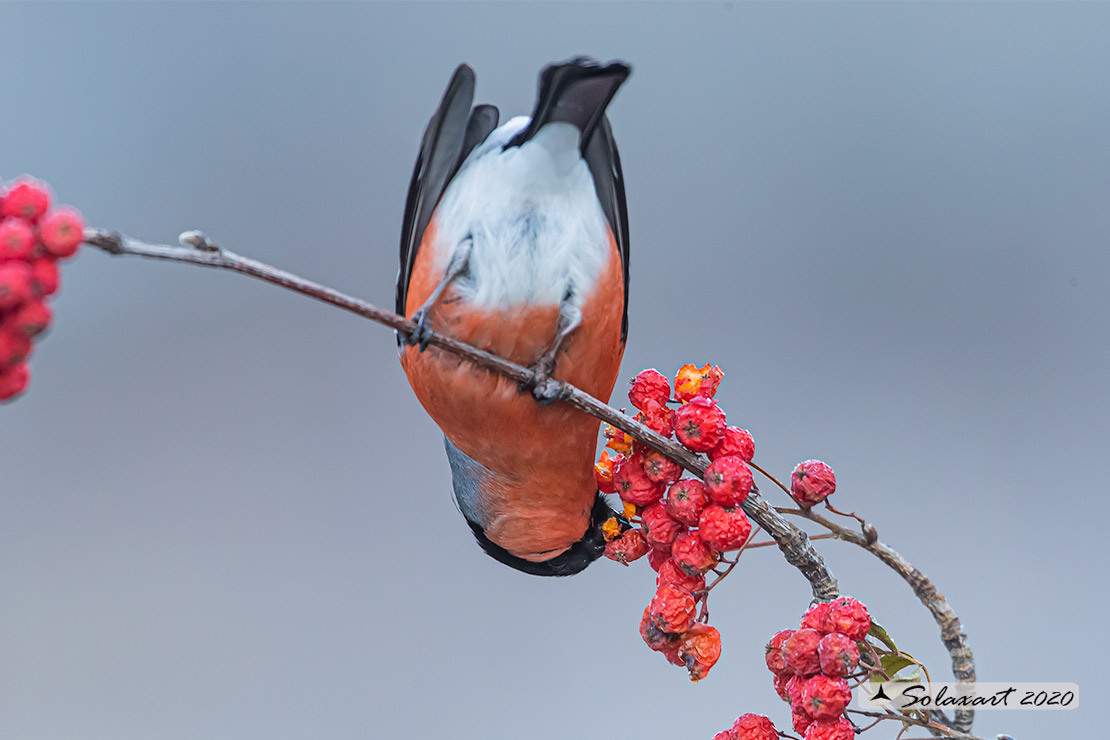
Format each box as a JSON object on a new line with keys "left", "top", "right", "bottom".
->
{"left": 1, "top": 3, "right": 1105, "bottom": 739}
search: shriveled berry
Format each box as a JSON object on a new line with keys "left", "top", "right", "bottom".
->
{"left": 765, "top": 629, "right": 795, "bottom": 675}
{"left": 38, "top": 207, "right": 84, "bottom": 259}
{"left": 785, "top": 675, "right": 808, "bottom": 716}
{"left": 824, "top": 596, "right": 871, "bottom": 641}
{"left": 648, "top": 584, "right": 697, "bottom": 634}
{"left": 604, "top": 423, "right": 633, "bottom": 453}
{"left": 29, "top": 259, "right": 59, "bottom": 297}
{"left": 640, "top": 502, "right": 684, "bottom": 548}
{"left": 1, "top": 178, "right": 51, "bottom": 221}
{"left": 711, "top": 731, "right": 734, "bottom": 740}
{"left": 704, "top": 455, "right": 753, "bottom": 506}
{"left": 803, "top": 717, "right": 854, "bottom": 740}
{"left": 0, "top": 262, "right": 33, "bottom": 309}
{"left": 698, "top": 504, "right": 752, "bottom": 551}
{"left": 656, "top": 558, "right": 706, "bottom": 595}
{"left": 678, "top": 623, "right": 721, "bottom": 681}
{"left": 0, "top": 329, "right": 32, "bottom": 367}
{"left": 0, "top": 362, "right": 30, "bottom": 401}
{"left": 674, "top": 396, "right": 727, "bottom": 451}
{"left": 800, "top": 602, "right": 831, "bottom": 633}
{"left": 710, "top": 426, "right": 755, "bottom": 462}
{"left": 773, "top": 672, "right": 791, "bottom": 701}
{"left": 664, "top": 478, "right": 710, "bottom": 527}
{"left": 635, "top": 398, "right": 675, "bottom": 437}
{"left": 641, "top": 449, "right": 682, "bottom": 484}
{"left": 671, "top": 531, "right": 717, "bottom": 576}
{"left": 674, "top": 363, "right": 724, "bottom": 403}
{"left": 791, "top": 459, "right": 837, "bottom": 507}
{"left": 730, "top": 713, "right": 777, "bottom": 740}
{"left": 639, "top": 606, "right": 682, "bottom": 653}
{"left": 594, "top": 450, "right": 622, "bottom": 494}
{"left": 604, "top": 528, "right": 649, "bottom": 565}
{"left": 9, "top": 299, "right": 52, "bottom": 338}
{"left": 0, "top": 218, "right": 35, "bottom": 261}
{"left": 629, "top": 368, "right": 671, "bottom": 409}
{"left": 613, "top": 453, "right": 664, "bottom": 507}
{"left": 803, "top": 675, "right": 851, "bottom": 721}
{"left": 792, "top": 710, "right": 813, "bottom": 736}
{"left": 818, "top": 633, "right": 860, "bottom": 678}
{"left": 782, "top": 628, "right": 822, "bottom": 676}
{"left": 647, "top": 546, "right": 670, "bottom": 572}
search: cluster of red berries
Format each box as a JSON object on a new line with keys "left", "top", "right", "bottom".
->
{"left": 765, "top": 597, "right": 871, "bottom": 739}
{"left": 0, "top": 176, "right": 84, "bottom": 402}
{"left": 595, "top": 364, "right": 757, "bottom": 681}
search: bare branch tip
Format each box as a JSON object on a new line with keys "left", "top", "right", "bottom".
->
{"left": 178, "top": 230, "right": 220, "bottom": 252}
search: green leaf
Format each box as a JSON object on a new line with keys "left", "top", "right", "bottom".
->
{"left": 868, "top": 620, "right": 899, "bottom": 653}
{"left": 880, "top": 654, "right": 917, "bottom": 679}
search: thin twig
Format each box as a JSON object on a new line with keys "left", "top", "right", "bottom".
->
{"left": 848, "top": 709, "right": 986, "bottom": 740}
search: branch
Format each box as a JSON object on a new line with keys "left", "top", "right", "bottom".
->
{"left": 83, "top": 228, "right": 840, "bottom": 602}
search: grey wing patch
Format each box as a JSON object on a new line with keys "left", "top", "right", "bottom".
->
{"left": 443, "top": 436, "right": 492, "bottom": 528}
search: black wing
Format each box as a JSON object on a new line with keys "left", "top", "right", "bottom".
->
{"left": 584, "top": 114, "right": 631, "bottom": 344}
{"left": 396, "top": 65, "right": 499, "bottom": 318}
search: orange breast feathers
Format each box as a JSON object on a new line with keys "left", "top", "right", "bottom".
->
{"left": 400, "top": 223, "right": 626, "bottom": 560}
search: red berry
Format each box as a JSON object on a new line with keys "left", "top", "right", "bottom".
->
{"left": 671, "top": 530, "right": 717, "bottom": 576}
{"left": 628, "top": 368, "right": 671, "bottom": 409}
{"left": 782, "top": 628, "right": 822, "bottom": 676}
{"left": 664, "top": 478, "right": 710, "bottom": 527}
{"left": 594, "top": 451, "right": 622, "bottom": 494}
{"left": 704, "top": 455, "right": 753, "bottom": 506}
{"left": 648, "top": 584, "right": 697, "bottom": 634}
{"left": 730, "top": 713, "right": 777, "bottom": 740}
{"left": 674, "top": 396, "right": 727, "bottom": 451}
{"left": 0, "top": 329, "right": 32, "bottom": 367}
{"left": 641, "top": 448, "right": 682, "bottom": 484}
{"left": 818, "top": 633, "right": 860, "bottom": 678}
{"left": 29, "top": 259, "right": 59, "bottom": 297}
{"left": 647, "top": 546, "right": 670, "bottom": 572}
{"left": 674, "top": 363, "right": 724, "bottom": 403}
{"left": 710, "top": 426, "right": 755, "bottom": 462}
{"left": 8, "top": 299, "right": 52, "bottom": 338}
{"left": 773, "top": 672, "right": 791, "bottom": 701}
{"left": 0, "top": 262, "right": 33, "bottom": 309}
{"left": 612, "top": 453, "right": 664, "bottom": 507}
{"left": 803, "top": 718, "right": 854, "bottom": 740}
{"left": 639, "top": 606, "right": 682, "bottom": 653}
{"left": 656, "top": 558, "right": 706, "bottom": 595}
{"left": 678, "top": 623, "right": 721, "bottom": 681}
{"left": 824, "top": 596, "right": 871, "bottom": 641}
{"left": 785, "top": 674, "right": 809, "bottom": 715}
{"left": 698, "top": 504, "right": 752, "bottom": 551}
{"left": 0, "top": 218, "right": 35, "bottom": 261}
{"left": 0, "top": 361, "right": 30, "bottom": 401}
{"left": 603, "top": 528, "right": 649, "bottom": 565}
{"left": 635, "top": 398, "right": 675, "bottom": 437}
{"left": 792, "top": 710, "right": 814, "bottom": 736}
{"left": 38, "top": 206, "right": 84, "bottom": 259}
{"left": 1, "top": 178, "right": 51, "bottom": 221}
{"left": 640, "top": 502, "right": 685, "bottom": 549}
{"left": 791, "top": 459, "right": 836, "bottom": 507}
{"left": 711, "top": 732, "right": 734, "bottom": 740}
{"left": 765, "top": 629, "right": 795, "bottom": 675}
{"left": 803, "top": 675, "right": 851, "bottom": 721}
{"left": 800, "top": 602, "right": 831, "bottom": 633}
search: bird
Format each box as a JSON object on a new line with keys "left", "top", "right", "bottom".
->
{"left": 396, "top": 57, "right": 631, "bottom": 576}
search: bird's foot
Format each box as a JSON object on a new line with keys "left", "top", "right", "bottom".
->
{"left": 523, "top": 354, "right": 565, "bottom": 406}
{"left": 403, "top": 308, "right": 434, "bottom": 351}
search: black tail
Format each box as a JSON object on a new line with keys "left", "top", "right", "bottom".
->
{"left": 506, "top": 57, "right": 630, "bottom": 153}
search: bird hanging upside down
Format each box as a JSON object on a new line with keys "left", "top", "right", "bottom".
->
{"left": 397, "top": 58, "right": 631, "bottom": 576}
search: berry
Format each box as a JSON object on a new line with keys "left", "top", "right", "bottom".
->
{"left": 635, "top": 398, "right": 675, "bottom": 437}
{"left": 782, "top": 628, "right": 822, "bottom": 676}
{"left": 0, "top": 362, "right": 30, "bottom": 401}
{"left": 791, "top": 710, "right": 814, "bottom": 736}
{"left": 711, "top": 732, "right": 734, "bottom": 740}
{"left": 594, "top": 450, "right": 622, "bottom": 494}
{"left": 641, "top": 448, "right": 682, "bottom": 484}
{"left": 612, "top": 453, "right": 665, "bottom": 506}
{"left": 664, "top": 478, "right": 710, "bottom": 527}
{"left": 38, "top": 206, "right": 84, "bottom": 259}
{"left": 730, "top": 714, "right": 777, "bottom": 740}
{"left": 0, "top": 329, "right": 32, "bottom": 367}
{"left": 765, "top": 629, "right": 795, "bottom": 675}
{"left": 0, "top": 218, "right": 35, "bottom": 261}
{"left": 791, "top": 459, "right": 836, "bottom": 507}
{"left": 604, "top": 528, "right": 649, "bottom": 565}
{"left": 710, "top": 426, "right": 755, "bottom": 463}
{"left": 785, "top": 675, "right": 809, "bottom": 715}
{"left": 800, "top": 602, "right": 831, "bottom": 633}
{"left": 604, "top": 424, "right": 633, "bottom": 453}
{"left": 698, "top": 504, "right": 752, "bottom": 551}
{"left": 639, "top": 606, "right": 682, "bottom": 653}
{"left": 1, "top": 178, "right": 51, "bottom": 221}
{"left": 640, "top": 502, "right": 684, "bottom": 548}
{"left": 824, "top": 596, "right": 871, "bottom": 641}
{"left": 647, "top": 546, "right": 670, "bottom": 572}
{"left": 656, "top": 558, "right": 706, "bottom": 595}
{"left": 29, "top": 259, "right": 59, "bottom": 297}
{"left": 628, "top": 368, "right": 671, "bottom": 409}
{"left": 648, "top": 584, "right": 697, "bottom": 633}
{"left": 671, "top": 531, "right": 717, "bottom": 576}
{"left": 818, "top": 633, "right": 860, "bottom": 678}
{"left": 803, "top": 675, "right": 851, "bottom": 721}
{"left": 803, "top": 718, "right": 854, "bottom": 740}
{"left": 8, "top": 299, "right": 52, "bottom": 338}
{"left": 0, "top": 262, "right": 33, "bottom": 309}
{"left": 773, "top": 672, "right": 791, "bottom": 701}
{"left": 674, "top": 363, "right": 724, "bottom": 403}
{"left": 674, "top": 396, "right": 727, "bottom": 451}
{"left": 678, "top": 623, "right": 721, "bottom": 681}
{"left": 704, "top": 455, "right": 753, "bottom": 506}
